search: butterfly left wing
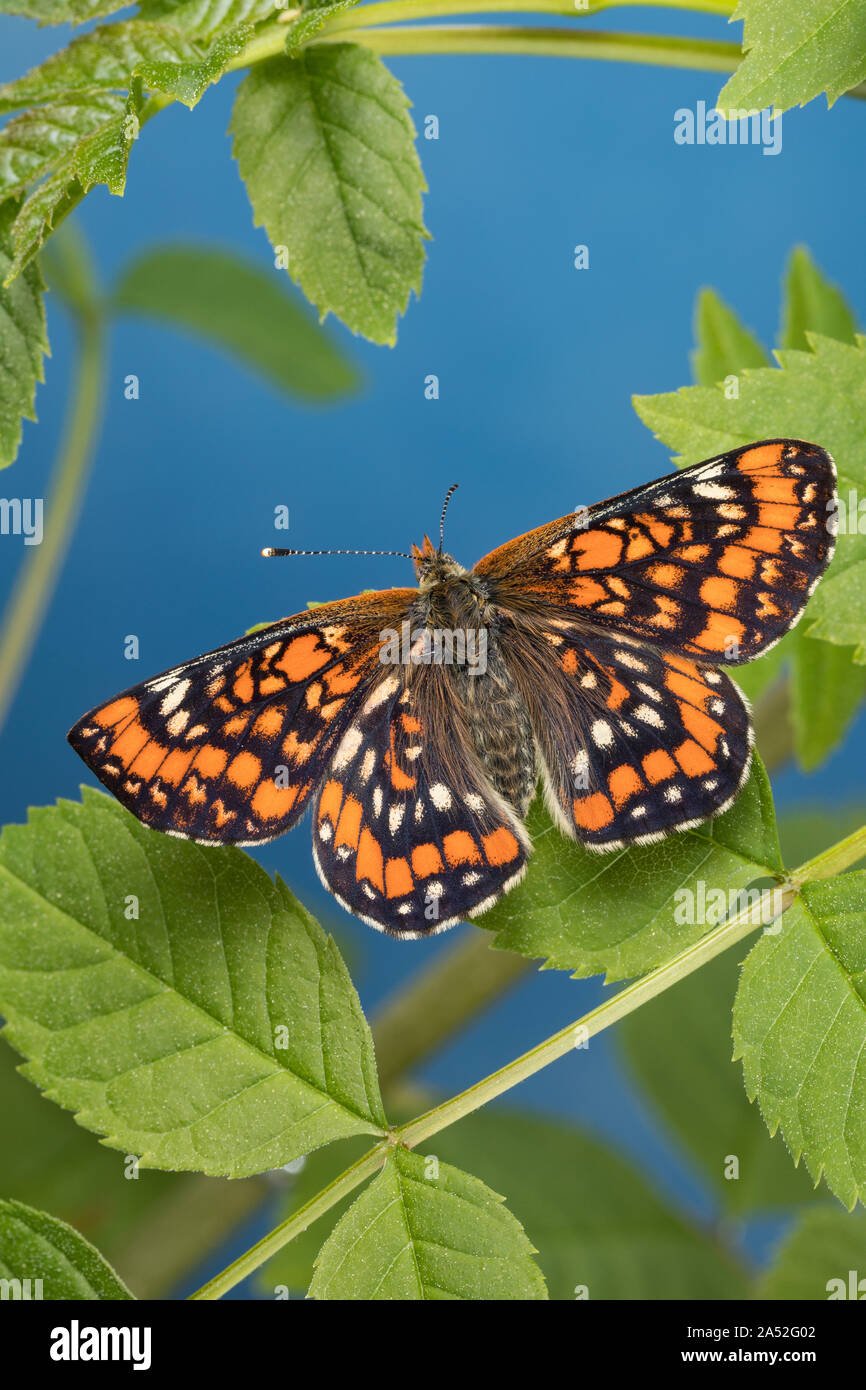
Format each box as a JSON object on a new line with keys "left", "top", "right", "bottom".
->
{"left": 68, "top": 590, "right": 416, "bottom": 844}
{"left": 498, "top": 612, "right": 752, "bottom": 850}
{"left": 311, "top": 665, "right": 530, "bottom": 937}
{"left": 475, "top": 439, "right": 835, "bottom": 663}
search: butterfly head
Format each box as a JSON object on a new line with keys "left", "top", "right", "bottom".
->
{"left": 411, "top": 535, "right": 466, "bottom": 588}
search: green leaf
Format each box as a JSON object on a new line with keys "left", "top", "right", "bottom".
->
{"left": 807, "top": 558, "right": 866, "bottom": 663}
{"left": 760, "top": 1206, "right": 866, "bottom": 1298}
{"left": 734, "top": 872, "right": 866, "bottom": 1209}
{"left": 718, "top": 0, "right": 866, "bottom": 116}
{"left": 0, "top": 197, "right": 47, "bottom": 470}
{"left": 691, "top": 287, "right": 770, "bottom": 388}
{"left": 0, "top": 0, "right": 126, "bottom": 21}
{"left": 284, "top": 0, "right": 361, "bottom": 55}
{"left": 4, "top": 88, "right": 142, "bottom": 283}
{"left": 0, "top": 788, "right": 387, "bottom": 1178}
{"left": 138, "top": 0, "right": 278, "bottom": 36}
{"left": 0, "top": 1198, "right": 134, "bottom": 1300}
{"left": 113, "top": 245, "right": 359, "bottom": 400}
{"left": 789, "top": 634, "right": 866, "bottom": 768}
{"left": 620, "top": 946, "right": 814, "bottom": 1214}
{"left": 0, "top": 93, "right": 130, "bottom": 204}
{"left": 309, "top": 1144, "right": 547, "bottom": 1300}
{"left": 481, "top": 754, "right": 782, "bottom": 981}
{"left": 134, "top": 24, "right": 254, "bottom": 108}
{"left": 781, "top": 245, "right": 858, "bottom": 353}
{"left": 266, "top": 1110, "right": 750, "bottom": 1299}
{"left": 230, "top": 47, "right": 427, "bottom": 346}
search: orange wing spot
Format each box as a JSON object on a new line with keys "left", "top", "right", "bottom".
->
{"left": 642, "top": 748, "right": 678, "bottom": 784}
{"left": 212, "top": 800, "right": 235, "bottom": 829}
{"left": 94, "top": 696, "right": 139, "bottom": 729}
{"left": 214, "top": 695, "right": 235, "bottom": 713}
{"left": 318, "top": 779, "right": 343, "bottom": 826}
{"left": 568, "top": 577, "right": 607, "bottom": 607}
{"left": 275, "top": 633, "right": 331, "bottom": 682}
{"left": 665, "top": 654, "right": 702, "bottom": 679}
{"left": 159, "top": 748, "right": 197, "bottom": 786}
{"left": 756, "top": 592, "right": 782, "bottom": 619}
{"left": 193, "top": 745, "right": 228, "bottom": 779}
{"left": 385, "top": 856, "right": 414, "bottom": 899}
{"left": 224, "top": 714, "right": 251, "bottom": 737}
{"left": 760, "top": 558, "right": 781, "bottom": 584}
{"left": 608, "top": 576, "right": 630, "bottom": 599}
{"left": 252, "top": 779, "right": 301, "bottom": 822}
{"left": 572, "top": 792, "right": 614, "bottom": 831}
{"left": 673, "top": 738, "right": 715, "bottom": 776}
{"left": 183, "top": 775, "right": 208, "bottom": 806}
{"left": 680, "top": 701, "right": 724, "bottom": 753}
{"left": 335, "top": 795, "right": 363, "bottom": 850}
{"left": 753, "top": 475, "right": 799, "bottom": 505}
{"left": 389, "top": 727, "right": 416, "bottom": 791}
{"left": 128, "top": 739, "right": 169, "bottom": 780}
{"left": 719, "top": 544, "right": 757, "bottom": 580}
{"left": 282, "top": 729, "right": 319, "bottom": 764}
{"left": 233, "top": 664, "right": 254, "bottom": 703}
{"left": 411, "top": 842, "right": 444, "bottom": 877}
{"left": 648, "top": 563, "right": 682, "bottom": 588}
{"left": 482, "top": 826, "right": 521, "bottom": 866}
{"left": 572, "top": 529, "right": 623, "bottom": 571}
{"left": 674, "top": 544, "right": 711, "bottom": 564}
{"left": 625, "top": 532, "right": 654, "bottom": 562}
{"left": 562, "top": 648, "right": 579, "bottom": 675}
{"left": 253, "top": 708, "right": 284, "bottom": 740}
{"left": 758, "top": 501, "right": 799, "bottom": 530}
{"left": 608, "top": 764, "right": 643, "bottom": 808}
{"left": 443, "top": 831, "right": 482, "bottom": 866}
{"left": 665, "top": 668, "right": 709, "bottom": 711}
{"left": 319, "top": 698, "right": 345, "bottom": 723}
{"left": 597, "top": 601, "right": 627, "bottom": 617}
{"left": 357, "top": 828, "right": 385, "bottom": 892}
{"left": 636, "top": 514, "right": 674, "bottom": 547}
{"left": 325, "top": 667, "right": 365, "bottom": 696}
{"left": 649, "top": 595, "right": 681, "bottom": 629}
{"left": 693, "top": 611, "right": 744, "bottom": 653}
{"left": 110, "top": 718, "right": 150, "bottom": 768}
{"left": 305, "top": 682, "right": 322, "bottom": 709}
{"left": 741, "top": 525, "right": 784, "bottom": 554}
{"left": 401, "top": 713, "right": 422, "bottom": 734}
{"left": 737, "top": 442, "right": 784, "bottom": 473}
{"left": 606, "top": 676, "right": 630, "bottom": 710}
{"left": 699, "top": 575, "right": 739, "bottom": 612}
{"left": 259, "top": 676, "right": 286, "bottom": 696}
{"left": 227, "top": 751, "right": 262, "bottom": 789}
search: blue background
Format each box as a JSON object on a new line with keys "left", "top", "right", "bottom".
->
{"left": 1, "top": 6, "right": 865, "bottom": 1295}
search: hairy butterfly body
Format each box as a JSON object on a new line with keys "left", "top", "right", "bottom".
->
{"left": 69, "top": 439, "right": 836, "bottom": 937}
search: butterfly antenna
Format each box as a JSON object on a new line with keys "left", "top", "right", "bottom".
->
{"left": 262, "top": 547, "right": 413, "bottom": 559}
{"left": 439, "top": 484, "right": 459, "bottom": 553}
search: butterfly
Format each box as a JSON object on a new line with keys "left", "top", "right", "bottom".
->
{"left": 68, "top": 438, "right": 836, "bottom": 939}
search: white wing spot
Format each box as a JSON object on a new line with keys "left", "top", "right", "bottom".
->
{"left": 635, "top": 704, "right": 664, "bottom": 728}
{"left": 389, "top": 804, "right": 405, "bottom": 835}
{"left": 430, "top": 783, "right": 452, "bottom": 811}
{"left": 591, "top": 719, "right": 613, "bottom": 748}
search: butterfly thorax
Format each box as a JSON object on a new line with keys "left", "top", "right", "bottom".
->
{"left": 408, "top": 544, "right": 537, "bottom": 817}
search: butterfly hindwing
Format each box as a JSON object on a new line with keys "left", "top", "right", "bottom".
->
{"left": 312, "top": 665, "right": 530, "bottom": 937}
{"left": 476, "top": 440, "right": 835, "bottom": 663}
{"left": 497, "top": 614, "right": 752, "bottom": 849}
{"left": 68, "top": 590, "right": 416, "bottom": 844}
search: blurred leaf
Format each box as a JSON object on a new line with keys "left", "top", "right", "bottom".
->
{"left": 734, "top": 872, "right": 866, "bottom": 1209}
{"left": 0, "top": 1037, "right": 265, "bottom": 1297}
{"left": 760, "top": 1206, "right": 866, "bottom": 1298}
{"left": 781, "top": 246, "right": 858, "bottom": 352}
{"left": 717, "top": 0, "right": 866, "bottom": 116}
{"left": 0, "top": 789, "right": 386, "bottom": 1177}
{"left": 0, "top": 198, "right": 47, "bottom": 470}
{"left": 691, "top": 287, "right": 769, "bottom": 387}
{"left": 620, "top": 947, "right": 815, "bottom": 1215}
{"left": 777, "top": 802, "right": 866, "bottom": 870}
{"left": 284, "top": 0, "right": 361, "bottom": 55}
{"left": 230, "top": 47, "right": 427, "bottom": 345}
{"left": 266, "top": 1110, "right": 751, "bottom": 1299}
{"left": 0, "top": 1198, "right": 134, "bottom": 1299}
{"left": 309, "top": 1144, "right": 547, "bottom": 1300}
{"left": 114, "top": 246, "right": 359, "bottom": 400}
{"left": 807, "top": 556, "right": 866, "bottom": 664}
{"left": 0, "top": 0, "right": 124, "bottom": 19}
{"left": 481, "top": 755, "right": 782, "bottom": 981}
{"left": 790, "top": 634, "right": 866, "bottom": 768}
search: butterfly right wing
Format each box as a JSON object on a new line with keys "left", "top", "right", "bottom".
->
{"left": 67, "top": 590, "right": 417, "bottom": 845}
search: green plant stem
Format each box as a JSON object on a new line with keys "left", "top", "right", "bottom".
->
{"left": 188, "top": 1141, "right": 391, "bottom": 1300}
{"left": 318, "top": 0, "right": 736, "bottom": 35}
{"left": 792, "top": 823, "right": 866, "bottom": 886}
{"left": 0, "top": 235, "right": 105, "bottom": 735}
